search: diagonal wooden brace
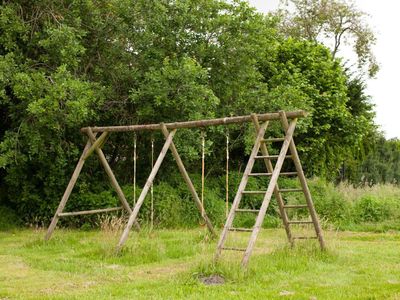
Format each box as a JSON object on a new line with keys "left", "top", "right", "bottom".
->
{"left": 116, "top": 128, "right": 177, "bottom": 250}
{"left": 160, "top": 124, "right": 216, "bottom": 237}
{"left": 86, "top": 128, "right": 140, "bottom": 231}
{"left": 45, "top": 137, "right": 95, "bottom": 240}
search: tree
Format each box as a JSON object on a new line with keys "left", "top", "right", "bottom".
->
{"left": 258, "top": 37, "right": 368, "bottom": 178}
{"left": 277, "top": 0, "right": 379, "bottom": 77}
{"left": 0, "top": 0, "right": 380, "bottom": 223}
{"left": 0, "top": 0, "right": 276, "bottom": 221}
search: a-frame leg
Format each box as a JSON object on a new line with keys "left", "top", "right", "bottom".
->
{"left": 117, "top": 128, "right": 177, "bottom": 250}
{"left": 45, "top": 137, "right": 94, "bottom": 240}
{"left": 280, "top": 113, "right": 326, "bottom": 250}
{"left": 251, "top": 113, "right": 294, "bottom": 246}
{"left": 160, "top": 124, "right": 216, "bottom": 237}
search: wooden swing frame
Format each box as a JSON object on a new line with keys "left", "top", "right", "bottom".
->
{"left": 45, "top": 110, "right": 321, "bottom": 260}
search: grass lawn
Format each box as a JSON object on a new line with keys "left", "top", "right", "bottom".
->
{"left": 0, "top": 227, "right": 399, "bottom": 299}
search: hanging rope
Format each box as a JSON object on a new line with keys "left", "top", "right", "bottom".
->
{"left": 133, "top": 133, "right": 137, "bottom": 207}
{"left": 200, "top": 130, "right": 206, "bottom": 224}
{"left": 225, "top": 130, "right": 230, "bottom": 218}
{"left": 150, "top": 136, "right": 154, "bottom": 230}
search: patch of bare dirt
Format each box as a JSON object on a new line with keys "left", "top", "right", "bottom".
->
{"left": 199, "top": 274, "right": 225, "bottom": 285}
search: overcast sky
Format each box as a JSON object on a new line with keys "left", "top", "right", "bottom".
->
{"left": 247, "top": 0, "right": 400, "bottom": 139}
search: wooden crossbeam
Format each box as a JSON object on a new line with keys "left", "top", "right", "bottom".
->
{"left": 81, "top": 111, "right": 307, "bottom": 133}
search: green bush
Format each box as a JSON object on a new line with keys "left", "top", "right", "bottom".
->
{"left": 0, "top": 206, "right": 20, "bottom": 230}
{"left": 308, "top": 178, "right": 352, "bottom": 225}
{"left": 354, "top": 195, "right": 392, "bottom": 222}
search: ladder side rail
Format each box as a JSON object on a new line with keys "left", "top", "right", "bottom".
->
{"left": 251, "top": 113, "right": 294, "bottom": 246}
{"left": 214, "top": 121, "right": 269, "bottom": 260}
{"left": 242, "top": 118, "right": 297, "bottom": 267}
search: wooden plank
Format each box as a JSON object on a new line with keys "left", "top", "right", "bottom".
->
{"left": 251, "top": 114, "right": 294, "bottom": 250}
{"left": 81, "top": 111, "right": 307, "bottom": 133}
{"left": 160, "top": 124, "right": 216, "bottom": 237}
{"left": 58, "top": 207, "right": 122, "bottom": 217}
{"left": 278, "top": 188, "right": 303, "bottom": 193}
{"left": 288, "top": 220, "right": 314, "bottom": 224}
{"left": 242, "top": 117, "right": 297, "bottom": 267}
{"left": 235, "top": 209, "right": 259, "bottom": 213}
{"left": 44, "top": 138, "right": 94, "bottom": 241}
{"left": 284, "top": 204, "right": 308, "bottom": 208}
{"left": 249, "top": 172, "right": 297, "bottom": 176}
{"left": 214, "top": 121, "right": 269, "bottom": 262}
{"left": 261, "top": 138, "right": 284, "bottom": 142}
{"left": 228, "top": 228, "right": 253, "bottom": 232}
{"left": 280, "top": 112, "right": 326, "bottom": 250}
{"left": 86, "top": 128, "right": 140, "bottom": 231}
{"left": 222, "top": 247, "right": 246, "bottom": 251}
{"left": 116, "top": 128, "right": 177, "bottom": 250}
{"left": 242, "top": 191, "right": 267, "bottom": 194}
{"left": 254, "top": 155, "right": 292, "bottom": 159}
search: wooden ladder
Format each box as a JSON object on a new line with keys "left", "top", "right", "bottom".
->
{"left": 214, "top": 111, "right": 325, "bottom": 267}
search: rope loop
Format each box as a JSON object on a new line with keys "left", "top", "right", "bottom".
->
{"left": 133, "top": 133, "right": 137, "bottom": 206}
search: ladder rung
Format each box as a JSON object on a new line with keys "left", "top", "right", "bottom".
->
{"left": 281, "top": 172, "right": 298, "bottom": 176}
{"left": 254, "top": 155, "right": 292, "bottom": 159}
{"left": 293, "top": 236, "right": 318, "bottom": 240}
{"left": 222, "top": 247, "right": 246, "bottom": 252}
{"left": 261, "top": 138, "right": 285, "bottom": 142}
{"left": 249, "top": 172, "right": 272, "bottom": 176}
{"left": 242, "top": 191, "right": 266, "bottom": 194}
{"left": 248, "top": 172, "right": 297, "bottom": 176}
{"left": 283, "top": 204, "right": 308, "bottom": 209}
{"left": 278, "top": 188, "right": 303, "bottom": 193}
{"left": 288, "top": 220, "right": 314, "bottom": 224}
{"left": 228, "top": 227, "right": 253, "bottom": 232}
{"left": 235, "top": 209, "right": 259, "bottom": 213}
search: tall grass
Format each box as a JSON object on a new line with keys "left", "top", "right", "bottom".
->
{"left": 1, "top": 174, "right": 400, "bottom": 232}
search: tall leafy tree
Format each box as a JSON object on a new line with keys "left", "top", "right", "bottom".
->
{"left": 277, "top": 0, "right": 379, "bottom": 77}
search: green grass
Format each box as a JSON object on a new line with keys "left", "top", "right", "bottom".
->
{"left": 0, "top": 227, "right": 400, "bottom": 299}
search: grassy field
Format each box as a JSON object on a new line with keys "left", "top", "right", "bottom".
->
{"left": 0, "top": 227, "right": 400, "bottom": 299}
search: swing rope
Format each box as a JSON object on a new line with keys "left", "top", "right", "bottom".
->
{"left": 150, "top": 137, "right": 154, "bottom": 230}
{"left": 201, "top": 130, "right": 206, "bottom": 221}
{"left": 225, "top": 130, "right": 229, "bottom": 218}
{"left": 133, "top": 133, "right": 137, "bottom": 207}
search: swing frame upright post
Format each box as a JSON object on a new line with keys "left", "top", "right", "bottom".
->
{"left": 45, "top": 111, "right": 310, "bottom": 253}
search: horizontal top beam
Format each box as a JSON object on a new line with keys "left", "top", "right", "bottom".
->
{"left": 81, "top": 110, "right": 307, "bottom": 133}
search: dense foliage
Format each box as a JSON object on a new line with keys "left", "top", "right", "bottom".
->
{"left": 0, "top": 0, "right": 396, "bottom": 225}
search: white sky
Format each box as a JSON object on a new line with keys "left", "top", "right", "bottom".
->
{"left": 247, "top": 0, "right": 400, "bottom": 139}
